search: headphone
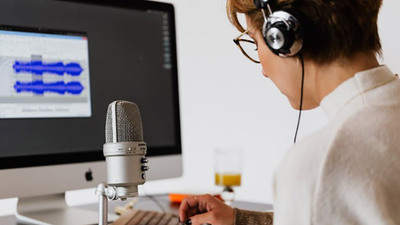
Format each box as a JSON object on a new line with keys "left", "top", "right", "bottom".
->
{"left": 254, "top": 0, "right": 306, "bottom": 143}
{"left": 254, "top": 0, "right": 304, "bottom": 57}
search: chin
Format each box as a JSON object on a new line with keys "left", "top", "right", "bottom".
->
{"left": 288, "top": 101, "right": 301, "bottom": 110}
{"left": 288, "top": 100, "right": 318, "bottom": 110}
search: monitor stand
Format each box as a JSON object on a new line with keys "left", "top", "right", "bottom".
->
{"left": 16, "top": 193, "right": 118, "bottom": 225}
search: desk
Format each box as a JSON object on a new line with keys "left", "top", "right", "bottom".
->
{"left": 0, "top": 194, "right": 272, "bottom": 224}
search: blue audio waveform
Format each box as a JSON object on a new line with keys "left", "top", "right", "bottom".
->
{"left": 14, "top": 80, "right": 84, "bottom": 95}
{"left": 13, "top": 60, "right": 83, "bottom": 76}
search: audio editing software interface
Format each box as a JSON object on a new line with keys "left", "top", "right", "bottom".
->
{"left": 0, "top": 28, "right": 91, "bottom": 119}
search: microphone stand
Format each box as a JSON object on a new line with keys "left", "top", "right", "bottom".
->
{"left": 95, "top": 183, "right": 120, "bottom": 225}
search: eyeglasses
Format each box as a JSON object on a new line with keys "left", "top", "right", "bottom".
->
{"left": 233, "top": 29, "right": 260, "bottom": 64}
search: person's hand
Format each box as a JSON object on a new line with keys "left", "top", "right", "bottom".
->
{"left": 178, "top": 194, "right": 235, "bottom": 225}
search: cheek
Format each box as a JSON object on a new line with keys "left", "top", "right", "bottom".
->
{"left": 255, "top": 39, "right": 308, "bottom": 109}
{"left": 258, "top": 43, "right": 285, "bottom": 81}
{"left": 258, "top": 45, "right": 274, "bottom": 77}
{"left": 258, "top": 46, "right": 300, "bottom": 98}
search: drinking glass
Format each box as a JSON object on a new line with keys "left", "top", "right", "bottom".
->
{"left": 214, "top": 147, "right": 244, "bottom": 205}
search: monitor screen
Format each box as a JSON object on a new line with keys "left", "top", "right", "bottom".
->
{"left": 0, "top": 4, "right": 183, "bottom": 223}
{"left": 0, "top": 0, "right": 182, "bottom": 170}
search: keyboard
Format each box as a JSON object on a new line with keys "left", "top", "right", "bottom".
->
{"left": 111, "top": 209, "right": 179, "bottom": 225}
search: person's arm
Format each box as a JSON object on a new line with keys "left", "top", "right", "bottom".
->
{"left": 234, "top": 208, "right": 273, "bottom": 225}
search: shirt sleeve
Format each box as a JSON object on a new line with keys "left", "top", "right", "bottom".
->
{"left": 234, "top": 208, "right": 273, "bottom": 225}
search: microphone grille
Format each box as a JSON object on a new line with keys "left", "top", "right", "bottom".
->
{"left": 105, "top": 100, "right": 143, "bottom": 143}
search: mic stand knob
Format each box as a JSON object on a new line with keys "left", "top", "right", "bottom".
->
{"left": 105, "top": 185, "right": 118, "bottom": 200}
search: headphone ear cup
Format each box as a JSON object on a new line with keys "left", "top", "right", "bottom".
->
{"left": 263, "top": 21, "right": 295, "bottom": 55}
{"left": 262, "top": 10, "right": 303, "bottom": 57}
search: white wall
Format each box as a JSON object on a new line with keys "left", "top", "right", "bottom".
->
{"left": 1, "top": 0, "right": 399, "bottom": 217}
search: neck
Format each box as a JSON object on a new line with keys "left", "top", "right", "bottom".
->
{"left": 306, "top": 52, "right": 380, "bottom": 106}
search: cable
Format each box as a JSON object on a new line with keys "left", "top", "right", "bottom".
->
{"left": 140, "top": 186, "right": 167, "bottom": 212}
{"left": 293, "top": 53, "right": 305, "bottom": 143}
{"left": 145, "top": 194, "right": 167, "bottom": 213}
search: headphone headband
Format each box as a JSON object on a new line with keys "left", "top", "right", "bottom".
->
{"left": 254, "top": 0, "right": 270, "bottom": 9}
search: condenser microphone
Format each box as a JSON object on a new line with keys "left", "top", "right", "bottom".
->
{"left": 103, "top": 100, "right": 149, "bottom": 200}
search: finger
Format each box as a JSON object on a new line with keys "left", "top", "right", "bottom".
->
{"left": 195, "top": 194, "right": 220, "bottom": 213}
{"left": 189, "top": 211, "right": 215, "bottom": 225}
{"left": 179, "top": 195, "right": 200, "bottom": 221}
{"left": 190, "top": 195, "right": 235, "bottom": 225}
{"left": 187, "top": 207, "right": 200, "bottom": 218}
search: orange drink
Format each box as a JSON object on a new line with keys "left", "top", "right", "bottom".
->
{"left": 215, "top": 173, "right": 241, "bottom": 187}
{"left": 214, "top": 147, "right": 244, "bottom": 205}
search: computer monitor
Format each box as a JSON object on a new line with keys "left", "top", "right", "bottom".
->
{"left": 0, "top": 0, "right": 182, "bottom": 224}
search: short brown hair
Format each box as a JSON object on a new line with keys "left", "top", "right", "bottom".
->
{"left": 227, "top": 0, "right": 383, "bottom": 64}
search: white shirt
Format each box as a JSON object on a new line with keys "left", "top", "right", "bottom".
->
{"left": 273, "top": 65, "right": 400, "bottom": 225}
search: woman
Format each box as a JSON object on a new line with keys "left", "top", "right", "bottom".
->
{"left": 179, "top": 0, "right": 400, "bottom": 224}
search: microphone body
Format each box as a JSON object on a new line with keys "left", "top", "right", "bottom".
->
{"left": 103, "top": 100, "right": 148, "bottom": 200}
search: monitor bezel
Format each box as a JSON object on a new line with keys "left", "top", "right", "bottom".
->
{"left": 0, "top": 0, "right": 182, "bottom": 170}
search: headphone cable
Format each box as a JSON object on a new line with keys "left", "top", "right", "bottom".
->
{"left": 293, "top": 53, "right": 305, "bottom": 143}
